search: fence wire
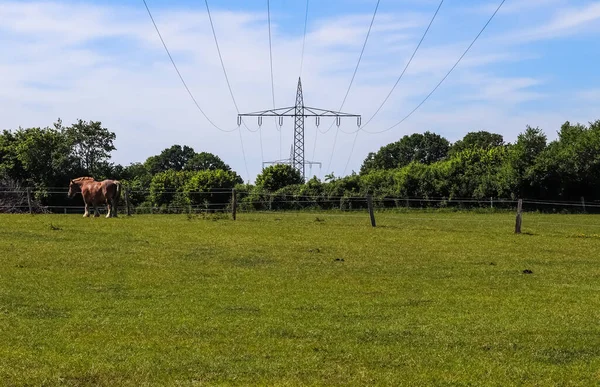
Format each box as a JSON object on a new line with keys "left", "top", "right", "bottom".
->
{"left": 1, "top": 189, "right": 599, "bottom": 216}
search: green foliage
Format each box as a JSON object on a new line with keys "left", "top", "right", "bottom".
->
{"left": 360, "top": 131, "right": 450, "bottom": 174}
{"left": 449, "top": 130, "right": 505, "bottom": 156}
{"left": 3, "top": 117, "right": 600, "bottom": 210}
{"left": 149, "top": 170, "right": 193, "bottom": 207}
{"left": 64, "top": 118, "right": 116, "bottom": 176}
{"left": 0, "top": 118, "right": 117, "bottom": 192}
{"left": 184, "top": 169, "right": 243, "bottom": 209}
{"left": 498, "top": 126, "right": 547, "bottom": 198}
{"left": 529, "top": 120, "right": 600, "bottom": 199}
{"left": 120, "top": 162, "right": 149, "bottom": 181}
{"left": 148, "top": 169, "right": 243, "bottom": 210}
{"left": 184, "top": 152, "right": 231, "bottom": 172}
{"left": 255, "top": 164, "right": 304, "bottom": 192}
{"left": 145, "top": 145, "right": 196, "bottom": 175}
{"left": 4, "top": 125, "right": 76, "bottom": 193}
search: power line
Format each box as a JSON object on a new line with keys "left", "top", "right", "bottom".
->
{"left": 360, "top": 0, "right": 445, "bottom": 131}
{"left": 142, "top": 0, "right": 236, "bottom": 133}
{"left": 204, "top": 0, "right": 245, "bottom": 118}
{"left": 203, "top": 0, "right": 251, "bottom": 180}
{"left": 343, "top": 0, "right": 506, "bottom": 174}
{"left": 267, "top": 0, "right": 276, "bottom": 111}
{"left": 267, "top": 0, "right": 278, "bottom": 164}
{"left": 299, "top": 0, "right": 310, "bottom": 77}
{"left": 341, "top": 0, "right": 444, "bottom": 174}
{"left": 366, "top": 0, "right": 507, "bottom": 135}
{"left": 321, "top": 0, "right": 381, "bottom": 175}
{"left": 297, "top": 0, "right": 310, "bottom": 162}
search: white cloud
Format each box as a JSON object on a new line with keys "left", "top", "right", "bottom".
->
{"left": 0, "top": 1, "right": 598, "bottom": 182}
{"left": 495, "top": 1, "right": 600, "bottom": 43}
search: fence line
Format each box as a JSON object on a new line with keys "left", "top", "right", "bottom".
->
{"left": 523, "top": 199, "right": 600, "bottom": 208}
{"left": 3, "top": 195, "right": 600, "bottom": 236}
{"left": 2, "top": 192, "right": 598, "bottom": 209}
{"left": 2, "top": 188, "right": 599, "bottom": 205}
{"left": 3, "top": 187, "right": 600, "bottom": 226}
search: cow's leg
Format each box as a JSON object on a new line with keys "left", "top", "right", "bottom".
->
{"left": 83, "top": 203, "right": 90, "bottom": 217}
{"left": 106, "top": 201, "right": 111, "bottom": 218}
{"left": 94, "top": 205, "right": 100, "bottom": 217}
{"left": 112, "top": 198, "right": 118, "bottom": 218}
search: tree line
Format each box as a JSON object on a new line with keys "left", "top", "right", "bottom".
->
{"left": 1, "top": 118, "right": 599, "bottom": 212}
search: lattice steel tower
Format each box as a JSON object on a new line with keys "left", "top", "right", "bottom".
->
{"left": 238, "top": 78, "right": 361, "bottom": 179}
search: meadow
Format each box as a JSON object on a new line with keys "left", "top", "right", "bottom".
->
{"left": 1, "top": 211, "right": 599, "bottom": 386}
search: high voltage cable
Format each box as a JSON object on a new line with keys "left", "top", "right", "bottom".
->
{"left": 299, "top": 0, "right": 310, "bottom": 162}
{"left": 267, "top": 0, "right": 276, "bottom": 111}
{"left": 320, "top": 0, "right": 381, "bottom": 175}
{"left": 267, "top": 0, "right": 279, "bottom": 162}
{"left": 340, "top": 0, "right": 444, "bottom": 174}
{"left": 366, "top": 0, "right": 506, "bottom": 135}
{"left": 204, "top": 0, "right": 245, "bottom": 117}
{"left": 204, "top": 0, "right": 251, "bottom": 179}
{"left": 360, "top": 0, "right": 445, "bottom": 131}
{"left": 342, "top": 0, "right": 506, "bottom": 175}
{"left": 299, "top": 0, "right": 310, "bottom": 77}
{"left": 142, "top": 0, "right": 236, "bottom": 133}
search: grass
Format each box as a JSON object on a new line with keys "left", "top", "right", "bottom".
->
{"left": 1, "top": 211, "right": 600, "bottom": 385}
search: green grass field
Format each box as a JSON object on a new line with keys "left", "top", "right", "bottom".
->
{"left": 1, "top": 211, "right": 600, "bottom": 386}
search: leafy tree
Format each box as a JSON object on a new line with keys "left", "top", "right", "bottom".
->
{"left": 360, "top": 131, "right": 450, "bottom": 174}
{"left": 184, "top": 152, "right": 231, "bottom": 171}
{"left": 184, "top": 169, "right": 243, "bottom": 208}
{"left": 11, "top": 126, "right": 76, "bottom": 190}
{"left": 149, "top": 170, "right": 193, "bottom": 207}
{"left": 498, "top": 126, "right": 547, "bottom": 198}
{"left": 255, "top": 164, "right": 303, "bottom": 192}
{"left": 116, "top": 162, "right": 153, "bottom": 206}
{"left": 450, "top": 131, "right": 504, "bottom": 156}
{"left": 65, "top": 119, "right": 116, "bottom": 176}
{"left": 119, "top": 162, "right": 149, "bottom": 181}
{"left": 446, "top": 146, "right": 508, "bottom": 199}
{"left": 324, "top": 172, "right": 337, "bottom": 182}
{"left": 0, "top": 130, "right": 26, "bottom": 182}
{"left": 145, "top": 145, "right": 196, "bottom": 175}
{"left": 529, "top": 120, "right": 600, "bottom": 200}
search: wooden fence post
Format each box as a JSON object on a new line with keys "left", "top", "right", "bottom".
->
{"left": 232, "top": 188, "right": 237, "bottom": 220}
{"left": 367, "top": 194, "right": 376, "bottom": 227}
{"left": 581, "top": 196, "right": 586, "bottom": 213}
{"left": 515, "top": 199, "right": 523, "bottom": 234}
{"left": 26, "top": 188, "right": 32, "bottom": 214}
{"left": 124, "top": 188, "right": 132, "bottom": 216}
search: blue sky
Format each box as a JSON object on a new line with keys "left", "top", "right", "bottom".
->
{"left": 1, "top": 0, "right": 599, "bottom": 182}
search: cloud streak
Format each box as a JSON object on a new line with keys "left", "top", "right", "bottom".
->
{"left": 0, "top": 0, "right": 598, "bottom": 181}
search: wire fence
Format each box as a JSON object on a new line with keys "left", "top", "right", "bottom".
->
{"left": 2, "top": 189, "right": 600, "bottom": 238}
{"left": 1, "top": 188, "right": 599, "bottom": 215}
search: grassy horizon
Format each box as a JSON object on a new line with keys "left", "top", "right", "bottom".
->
{"left": 1, "top": 212, "right": 599, "bottom": 385}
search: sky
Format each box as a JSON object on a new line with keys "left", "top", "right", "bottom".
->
{"left": 1, "top": 0, "right": 599, "bottom": 183}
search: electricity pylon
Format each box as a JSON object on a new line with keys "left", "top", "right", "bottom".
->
{"left": 238, "top": 77, "right": 361, "bottom": 180}
{"left": 261, "top": 145, "right": 322, "bottom": 171}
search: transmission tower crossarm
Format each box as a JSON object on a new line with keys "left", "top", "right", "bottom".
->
{"left": 239, "top": 106, "right": 361, "bottom": 118}
{"left": 302, "top": 107, "right": 361, "bottom": 117}
{"left": 238, "top": 107, "right": 297, "bottom": 117}
{"left": 237, "top": 77, "right": 361, "bottom": 181}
